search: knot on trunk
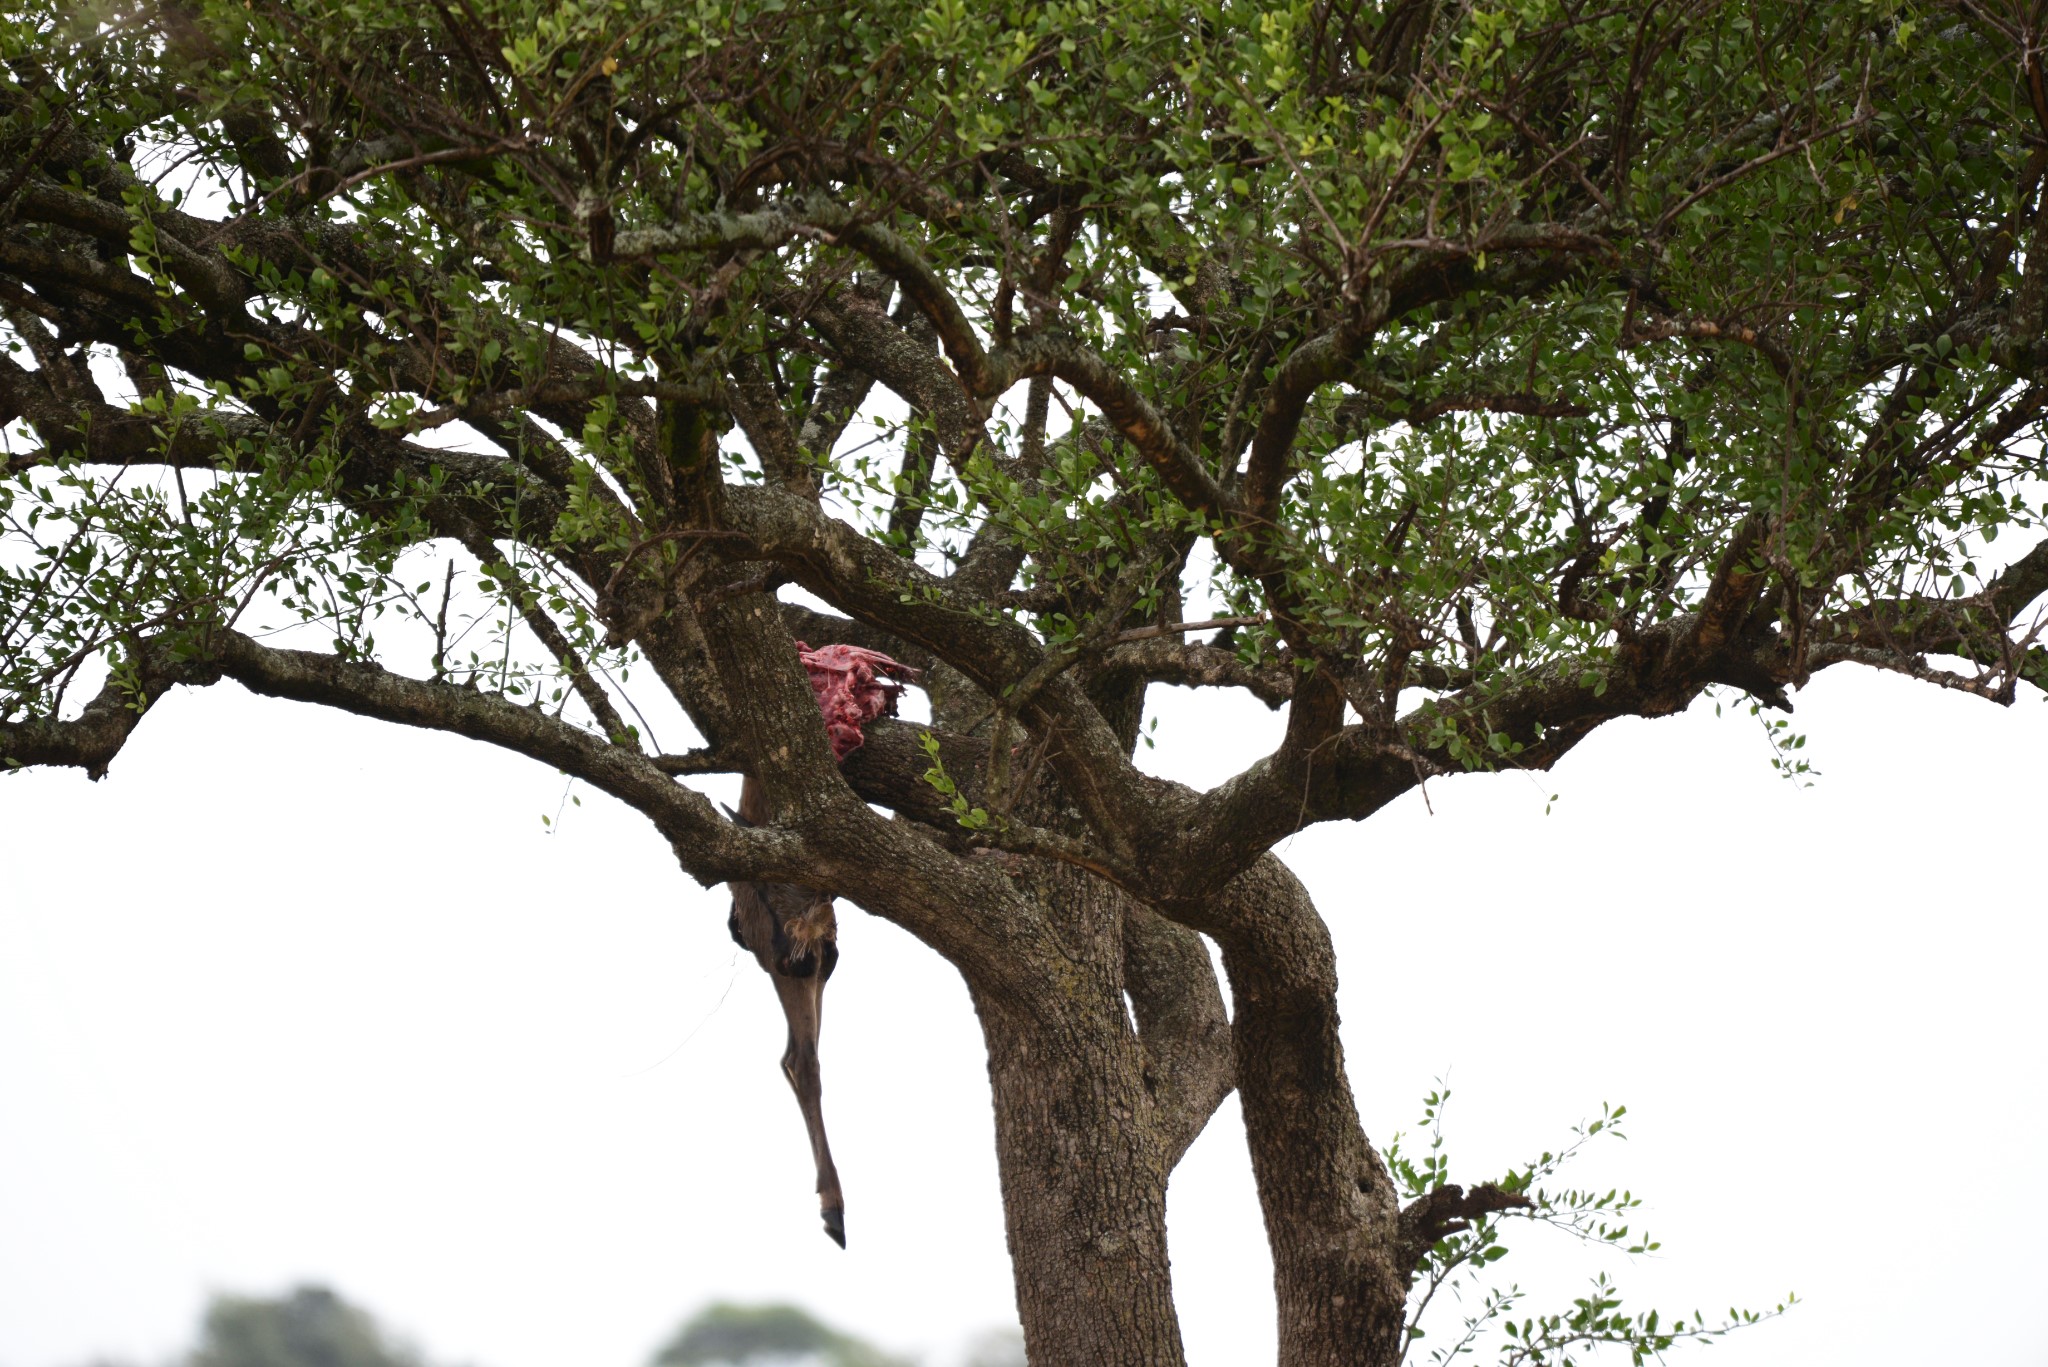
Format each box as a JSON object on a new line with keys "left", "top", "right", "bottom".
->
{"left": 1397, "top": 1183, "right": 1533, "bottom": 1276}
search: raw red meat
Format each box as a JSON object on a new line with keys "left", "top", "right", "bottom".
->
{"left": 795, "top": 642, "right": 918, "bottom": 762}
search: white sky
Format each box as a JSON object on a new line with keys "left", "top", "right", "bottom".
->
{"left": 1, "top": 642, "right": 2043, "bottom": 1367}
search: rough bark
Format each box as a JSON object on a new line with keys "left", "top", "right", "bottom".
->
{"left": 1198, "top": 859, "right": 1408, "bottom": 1367}
{"left": 973, "top": 862, "right": 1192, "bottom": 1367}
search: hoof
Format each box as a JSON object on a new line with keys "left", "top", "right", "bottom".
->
{"left": 822, "top": 1205, "right": 846, "bottom": 1248}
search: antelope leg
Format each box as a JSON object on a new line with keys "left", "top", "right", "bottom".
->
{"left": 731, "top": 883, "right": 847, "bottom": 1247}
{"left": 772, "top": 968, "right": 845, "bottom": 1246}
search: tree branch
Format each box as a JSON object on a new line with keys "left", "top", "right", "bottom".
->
{"left": 1122, "top": 905, "right": 1234, "bottom": 1169}
{"left": 990, "top": 333, "right": 1232, "bottom": 522}
{"left": 1397, "top": 1184, "right": 1535, "bottom": 1278}
{"left": 204, "top": 630, "right": 756, "bottom": 874}
{"left": 1094, "top": 637, "right": 1296, "bottom": 708}
{"left": 0, "top": 647, "right": 211, "bottom": 780}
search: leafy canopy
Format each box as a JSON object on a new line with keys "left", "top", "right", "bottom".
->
{"left": 2, "top": 0, "right": 2040, "bottom": 841}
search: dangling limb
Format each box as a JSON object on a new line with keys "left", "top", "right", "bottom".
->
{"left": 771, "top": 964, "right": 846, "bottom": 1247}
{"left": 730, "top": 875, "right": 847, "bottom": 1246}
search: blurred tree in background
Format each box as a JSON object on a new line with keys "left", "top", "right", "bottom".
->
{"left": 187, "top": 1288, "right": 422, "bottom": 1367}
{"left": 651, "top": 1301, "right": 912, "bottom": 1367}
{"left": 69, "top": 1289, "right": 942, "bottom": 1367}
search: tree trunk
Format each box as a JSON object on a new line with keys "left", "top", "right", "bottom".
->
{"left": 978, "top": 991, "right": 1186, "bottom": 1366}
{"left": 970, "top": 863, "right": 1193, "bottom": 1367}
{"left": 1204, "top": 857, "right": 1409, "bottom": 1367}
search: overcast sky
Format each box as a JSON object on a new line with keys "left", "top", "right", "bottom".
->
{"left": 2, "top": 629, "right": 2043, "bottom": 1367}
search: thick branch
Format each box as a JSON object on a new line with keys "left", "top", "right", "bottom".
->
{"left": 1121, "top": 906, "right": 1234, "bottom": 1169}
{"left": 1188, "top": 857, "right": 1408, "bottom": 1363}
{"left": 1094, "top": 638, "right": 1296, "bottom": 708}
{"left": 990, "top": 333, "right": 1232, "bottom": 521}
{"left": 1242, "top": 312, "right": 1377, "bottom": 526}
{"left": 0, "top": 648, "right": 210, "bottom": 779}
{"left": 203, "top": 630, "right": 757, "bottom": 875}
{"left": 801, "top": 289, "right": 985, "bottom": 459}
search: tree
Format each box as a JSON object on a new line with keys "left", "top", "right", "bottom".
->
{"left": 651, "top": 1302, "right": 911, "bottom": 1367}
{"left": 186, "top": 1286, "right": 424, "bottom": 1367}
{"left": 1, "top": 0, "right": 2042, "bottom": 1363}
